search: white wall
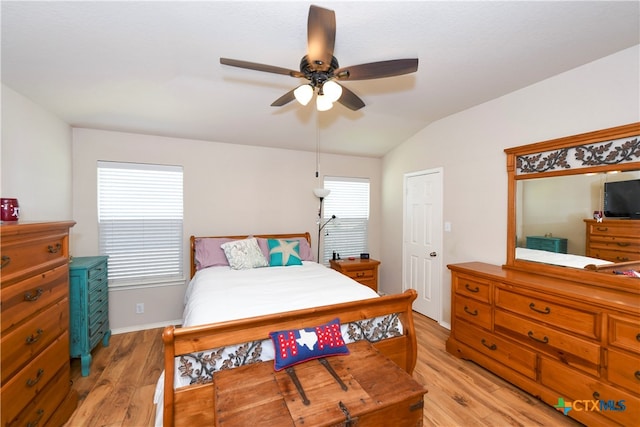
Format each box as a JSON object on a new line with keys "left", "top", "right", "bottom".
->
{"left": 71, "top": 128, "right": 382, "bottom": 331}
{"left": 1, "top": 84, "right": 73, "bottom": 221}
{"left": 381, "top": 45, "right": 640, "bottom": 327}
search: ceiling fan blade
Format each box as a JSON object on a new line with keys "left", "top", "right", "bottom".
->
{"left": 220, "top": 58, "right": 304, "bottom": 78}
{"left": 335, "top": 59, "right": 418, "bottom": 81}
{"left": 307, "top": 5, "right": 336, "bottom": 71}
{"left": 271, "top": 89, "right": 296, "bottom": 107}
{"left": 337, "top": 85, "right": 365, "bottom": 111}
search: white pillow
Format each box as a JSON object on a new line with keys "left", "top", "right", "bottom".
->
{"left": 220, "top": 237, "right": 269, "bottom": 270}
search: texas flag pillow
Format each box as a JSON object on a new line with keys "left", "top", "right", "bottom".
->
{"left": 269, "top": 318, "right": 349, "bottom": 371}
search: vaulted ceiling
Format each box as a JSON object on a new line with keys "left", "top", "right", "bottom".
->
{"left": 2, "top": 1, "right": 639, "bottom": 157}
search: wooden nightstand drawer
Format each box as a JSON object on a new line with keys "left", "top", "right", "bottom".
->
{"left": 330, "top": 258, "right": 380, "bottom": 292}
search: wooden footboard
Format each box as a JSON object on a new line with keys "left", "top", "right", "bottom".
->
{"left": 161, "top": 289, "right": 418, "bottom": 427}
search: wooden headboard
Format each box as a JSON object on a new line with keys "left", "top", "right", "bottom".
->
{"left": 189, "top": 232, "right": 312, "bottom": 279}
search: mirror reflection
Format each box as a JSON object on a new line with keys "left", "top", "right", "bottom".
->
{"left": 515, "top": 170, "right": 640, "bottom": 269}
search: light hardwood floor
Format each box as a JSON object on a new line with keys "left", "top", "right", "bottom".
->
{"left": 65, "top": 313, "right": 582, "bottom": 426}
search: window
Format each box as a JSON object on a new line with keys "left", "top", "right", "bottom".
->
{"left": 97, "top": 161, "right": 184, "bottom": 288}
{"left": 321, "top": 177, "right": 370, "bottom": 264}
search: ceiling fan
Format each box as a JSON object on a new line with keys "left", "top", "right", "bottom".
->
{"left": 220, "top": 5, "right": 419, "bottom": 111}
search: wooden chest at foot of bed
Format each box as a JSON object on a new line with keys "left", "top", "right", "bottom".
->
{"left": 214, "top": 340, "right": 427, "bottom": 426}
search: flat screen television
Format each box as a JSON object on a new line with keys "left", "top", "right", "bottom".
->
{"left": 604, "top": 179, "right": 640, "bottom": 218}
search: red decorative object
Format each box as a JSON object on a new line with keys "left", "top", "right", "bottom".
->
{"left": 1, "top": 198, "right": 20, "bottom": 222}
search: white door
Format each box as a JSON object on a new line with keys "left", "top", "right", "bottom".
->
{"left": 403, "top": 169, "right": 443, "bottom": 321}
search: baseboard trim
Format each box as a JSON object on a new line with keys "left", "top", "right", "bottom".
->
{"left": 111, "top": 319, "right": 181, "bottom": 335}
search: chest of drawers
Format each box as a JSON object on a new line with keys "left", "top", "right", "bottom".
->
{"left": 447, "top": 262, "right": 640, "bottom": 427}
{"left": 525, "top": 236, "right": 568, "bottom": 253}
{"left": 69, "top": 255, "right": 111, "bottom": 376}
{"left": 1, "top": 221, "right": 77, "bottom": 427}
{"left": 329, "top": 258, "right": 380, "bottom": 292}
{"left": 584, "top": 219, "right": 640, "bottom": 262}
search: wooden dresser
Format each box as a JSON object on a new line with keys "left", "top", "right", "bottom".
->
{"left": 446, "top": 262, "right": 639, "bottom": 426}
{"left": 585, "top": 219, "right": 640, "bottom": 262}
{"left": 69, "top": 255, "right": 111, "bottom": 377}
{"left": 330, "top": 258, "right": 380, "bottom": 292}
{"left": 1, "top": 221, "right": 77, "bottom": 427}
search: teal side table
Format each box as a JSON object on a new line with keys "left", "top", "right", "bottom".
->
{"left": 69, "top": 255, "right": 111, "bottom": 376}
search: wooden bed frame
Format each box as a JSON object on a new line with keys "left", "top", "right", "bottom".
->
{"left": 161, "top": 233, "right": 418, "bottom": 427}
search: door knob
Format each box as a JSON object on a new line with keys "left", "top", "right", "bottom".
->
{"left": 429, "top": 252, "right": 437, "bottom": 257}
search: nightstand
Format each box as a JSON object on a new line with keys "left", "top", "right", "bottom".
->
{"left": 69, "top": 256, "right": 111, "bottom": 376}
{"left": 330, "top": 258, "right": 380, "bottom": 292}
{"left": 526, "top": 236, "right": 568, "bottom": 254}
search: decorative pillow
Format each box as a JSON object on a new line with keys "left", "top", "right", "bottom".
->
{"left": 194, "top": 237, "right": 234, "bottom": 269}
{"left": 269, "top": 318, "right": 349, "bottom": 371}
{"left": 220, "top": 238, "right": 269, "bottom": 270}
{"left": 267, "top": 239, "right": 303, "bottom": 266}
{"left": 257, "top": 237, "right": 313, "bottom": 262}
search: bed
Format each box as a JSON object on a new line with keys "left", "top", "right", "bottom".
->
{"left": 157, "top": 233, "right": 418, "bottom": 427}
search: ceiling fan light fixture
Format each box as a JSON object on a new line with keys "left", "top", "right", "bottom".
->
{"left": 294, "top": 84, "right": 314, "bottom": 106}
{"left": 316, "top": 93, "right": 333, "bottom": 111}
{"left": 322, "top": 80, "right": 342, "bottom": 103}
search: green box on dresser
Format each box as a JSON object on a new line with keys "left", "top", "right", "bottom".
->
{"left": 69, "top": 256, "right": 111, "bottom": 376}
{"left": 525, "top": 236, "right": 568, "bottom": 253}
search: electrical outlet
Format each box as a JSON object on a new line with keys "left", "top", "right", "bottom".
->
{"left": 136, "top": 303, "right": 144, "bottom": 314}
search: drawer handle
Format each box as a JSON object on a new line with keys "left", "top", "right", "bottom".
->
{"left": 25, "top": 328, "right": 44, "bottom": 345}
{"left": 465, "top": 283, "right": 480, "bottom": 293}
{"left": 464, "top": 306, "right": 478, "bottom": 316}
{"left": 635, "top": 371, "right": 640, "bottom": 381}
{"left": 27, "top": 408, "right": 44, "bottom": 427}
{"left": 481, "top": 339, "right": 497, "bottom": 350}
{"left": 593, "top": 391, "right": 600, "bottom": 400}
{"left": 24, "top": 288, "right": 44, "bottom": 301}
{"left": 529, "top": 302, "right": 550, "bottom": 314}
{"left": 26, "top": 368, "right": 44, "bottom": 387}
{"left": 616, "top": 242, "right": 630, "bottom": 247}
{"left": 616, "top": 256, "right": 630, "bottom": 262}
{"left": 356, "top": 272, "right": 365, "bottom": 277}
{"left": 47, "top": 243, "right": 62, "bottom": 253}
{"left": 527, "top": 331, "right": 549, "bottom": 344}
{"left": 0, "top": 255, "right": 10, "bottom": 269}
{"left": 636, "top": 333, "right": 640, "bottom": 342}
{"left": 596, "top": 227, "right": 608, "bottom": 232}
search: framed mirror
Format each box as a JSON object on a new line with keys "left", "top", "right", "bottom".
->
{"left": 504, "top": 122, "right": 640, "bottom": 291}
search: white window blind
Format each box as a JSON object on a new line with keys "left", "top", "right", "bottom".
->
{"left": 322, "top": 177, "right": 370, "bottom": 264}
{"left": 97, "top": 161, "right": 184, "bottom": 288}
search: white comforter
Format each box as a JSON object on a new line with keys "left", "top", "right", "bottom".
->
{"left": 182, "top": 261, "right": 379, "bottom": 327}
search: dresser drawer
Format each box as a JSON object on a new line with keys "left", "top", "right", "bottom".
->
{"left": 608, "top": 314, "right": 640, "bottom": 353}
{"left": 607, "top": 349, "right": 640, "bottom": 395}
{"left": 588, "top": 222, "right": 640, "bottom": 237}
{"left": 454, "top": 320, "right": 536, "bottom": 379}
{"left": 1, "top": 298, "right": 69, "bottom": 384}
{"left": 1, "top": 265, "right": 68, "bottom": 334}
{"left": 587, "top": 247, "right": 640, "bottom": 262}
{"left": 0, "top": 232, "right": 68, "bottom": 284}
{"left": 7, "top": 363, "right": 70, "bottom": 427}
{"left": 540, "top": 357, "right": 639, "bottom": 426}
{"left": 495, "top": 287, "right": 599, "bottom": 339}
{"left": 495, "top": 310, "right": 600, "bottom": 376}
{"left": 0, "top": 332, "right": 69, "bottom": 425}
{"left": 453, "top": 273, "right": 491, "bottom": 303}
{"left": 454, "top": 295, "right": 491, "bottom": 330}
